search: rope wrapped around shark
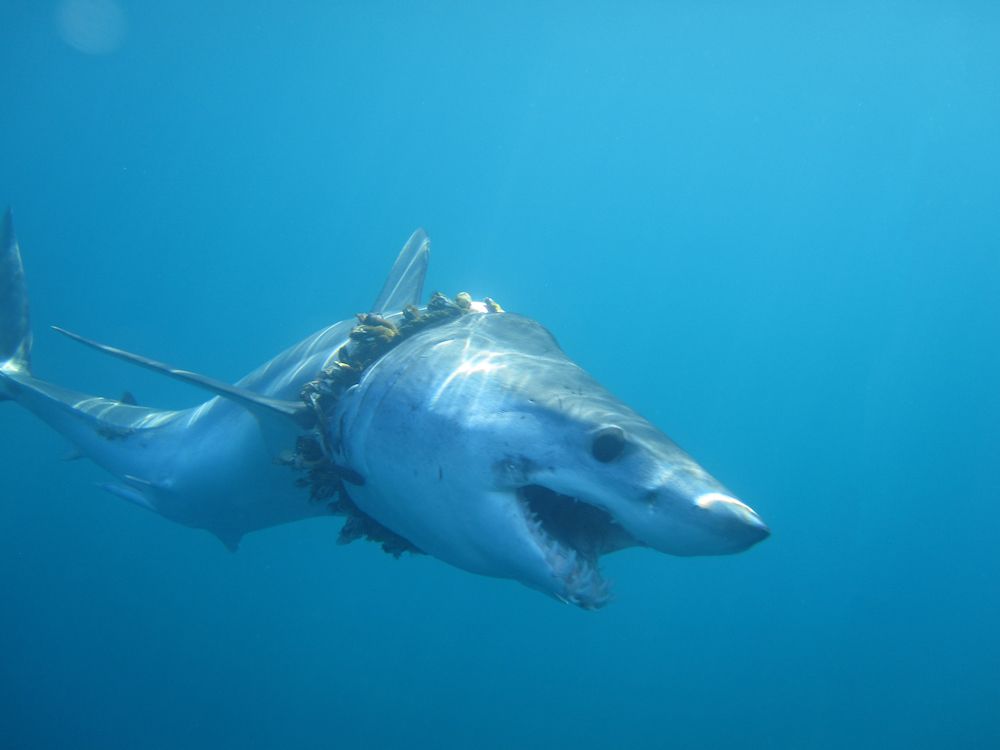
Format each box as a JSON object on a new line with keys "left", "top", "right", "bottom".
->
{"left": 281, "top": 291, "right": 504, "bottom": 557}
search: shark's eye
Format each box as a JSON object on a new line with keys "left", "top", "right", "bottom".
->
{"left": 591, "top": 426, "right": 626, "bottom": 463}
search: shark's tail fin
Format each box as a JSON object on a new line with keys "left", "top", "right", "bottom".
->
{"left": 0, "top": 208, "right": 32, "bottom": 393}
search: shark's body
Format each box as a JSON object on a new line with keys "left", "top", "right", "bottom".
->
{"left": 1, "top": 211, "right": 768, "bottom": 607}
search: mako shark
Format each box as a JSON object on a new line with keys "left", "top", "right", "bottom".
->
{"left": 0, "top": 210, "right": 768, "bottom": 608}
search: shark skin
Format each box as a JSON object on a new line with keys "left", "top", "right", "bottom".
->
{"left": 330, "top": 312, "right": 770, "bottom": 607}
{"left": 0, "top": 209, "right": 769, "bottom": 606}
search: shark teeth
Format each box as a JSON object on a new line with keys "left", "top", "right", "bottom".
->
{"left": 516, "top": 488, "right": 612, "bottom": 609}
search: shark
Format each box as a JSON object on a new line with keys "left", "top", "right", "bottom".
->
{"left": 0, "top": 209, "right": 769, "bottom": 608}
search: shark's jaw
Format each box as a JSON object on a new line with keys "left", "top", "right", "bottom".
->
{"left": 514, "top": 484, "right": 638, "bottom": 609}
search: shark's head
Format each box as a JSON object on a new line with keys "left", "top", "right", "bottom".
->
{"left": 333, "top": 311, "right": 769, "bottom": 608}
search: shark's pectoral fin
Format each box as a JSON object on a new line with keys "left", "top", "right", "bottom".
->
{"left": 51, "top": 326, "right": 314, "bottom": 429}
{"left": 98, "top": 481, "right": 156, "bottom": 512}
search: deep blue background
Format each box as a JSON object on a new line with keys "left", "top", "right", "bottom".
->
{"left": 2, "top": 2, "right": 999, "bottom": 748}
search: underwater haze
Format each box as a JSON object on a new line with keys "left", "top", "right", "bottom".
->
{"left": 2, "top": 1, "right": 999, "bottom": 748}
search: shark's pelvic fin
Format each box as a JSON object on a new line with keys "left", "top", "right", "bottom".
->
{"left": 370, "top": 228, "right": 430, "bottom": 314}
{"left": 0, "top": 208, "right": 32, "bottom": 382}
{"left": 212, "top": 529, "right": 243, "bottom": 553}
{"left": 51, "top": 326, "right": 314, "bottom": 429}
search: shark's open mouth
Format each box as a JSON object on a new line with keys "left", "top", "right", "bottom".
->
{"left": 516, "top": 484, "right": 637, "bottom": 609}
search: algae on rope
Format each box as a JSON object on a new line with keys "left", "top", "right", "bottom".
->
{"left": 283, "top": 292, "right": 503, "bottom": 556}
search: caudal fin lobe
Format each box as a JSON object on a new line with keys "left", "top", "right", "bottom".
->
{"left": 0, "top": 208, "right": 32, "bottom": 382}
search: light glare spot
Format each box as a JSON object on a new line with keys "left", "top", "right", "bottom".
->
{"left": 56, "top": 0, "right": 127, "bottom": 55}
{"left": 695, "top": 492, "right": 752, "bottom": 512}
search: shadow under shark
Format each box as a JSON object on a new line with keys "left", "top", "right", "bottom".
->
{"left": 0, "top": 210, "right": 768, "bottom": 608}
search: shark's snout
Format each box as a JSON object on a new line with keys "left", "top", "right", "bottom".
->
{"left": 615, "top": 481, "right": 770, "bottom": 557}
{"left": 694, "top": 492, "right": 770, "bottom": 552}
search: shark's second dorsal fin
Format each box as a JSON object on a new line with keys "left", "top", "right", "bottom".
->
{"left": 371, "top": 229, "right": 430, "bottom": 314}
{"left": 52, "top": 326, "right": 314, "bottom": 429}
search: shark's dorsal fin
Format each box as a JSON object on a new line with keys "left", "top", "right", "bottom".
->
{"left": 51, "top": 326, "right": 314, "bottom": 429}
{"left": 371, "top": 229, "right": 430, "bottom": 314}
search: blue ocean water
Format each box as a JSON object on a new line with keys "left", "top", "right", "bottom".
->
{"left": 2, "top": 2, "right": 999, "bottom": 748}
